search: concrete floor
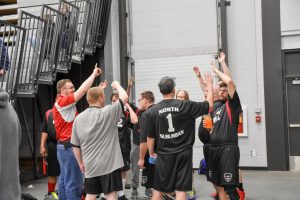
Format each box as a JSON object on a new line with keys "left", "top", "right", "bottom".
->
{"left": 21, "top": 170, "right": 300, "bottom": 200}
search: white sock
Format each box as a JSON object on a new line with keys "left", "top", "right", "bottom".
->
{"left": 122, "top": 179, "right": 126, "bottom": 189}
{"left": 118, "top": 190, "right": 124, "bottom": 197}
{"left": 100, "top": 193, "right": 105, "bottom": 198}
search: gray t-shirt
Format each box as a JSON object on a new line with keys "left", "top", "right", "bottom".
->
{"left": 0, "top": 89, "right": 21, "bottom": 200}
{"left": 71, "top": 100, "right": 124, "bottom": 178}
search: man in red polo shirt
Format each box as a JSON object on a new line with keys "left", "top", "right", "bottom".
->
{"left": 53, "top": 64, "right": 101, "bottom": 200}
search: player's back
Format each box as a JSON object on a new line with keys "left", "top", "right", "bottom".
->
{"left": 147, "top": 99, "right": 209, "bottom": 154}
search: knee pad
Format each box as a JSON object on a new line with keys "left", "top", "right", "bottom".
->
{"left": 224, "top": 185, "right": 239, "bottom": 200}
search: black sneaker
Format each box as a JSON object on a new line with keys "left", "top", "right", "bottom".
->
{"left": 131, "top": 189, "right": 139, "bottom": 200}
{"left": 144, "top": 188, "right": 152, "bottom": 198}
{"left": 125, "top": 182, "right": 131, "bottom": 189}
{"left": 118, "top": 195, "right": 129, "bottom": 200}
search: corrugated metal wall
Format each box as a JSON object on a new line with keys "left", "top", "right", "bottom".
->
{"left": 134, "top": 55, "right": 215, "bottom": 167}
{"left": 131, "top": 0, "right": 267, "bottom": 167}
{"left": 280, "top": 0, "right": 300, "bottom": 50}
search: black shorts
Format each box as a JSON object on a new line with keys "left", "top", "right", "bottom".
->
{"left": 211, "top": 144, "right": 240, "bottom": 186}
{"left": 141, "top": 152, "right": 155, "bottom": 188}
{"left": 120, "top": 152, "right": 130, "bottom": 172}
{"left": 84, "top": 169, "right": 123, "bottom": 194}
{"left": 153, "top": 148, "right": 193, "bottom": 193}
{"left": 47, "top": 144, "right": 60, "bottom": 177}
{"left": 203, "top": 143, "right": 213, "bottom": 182}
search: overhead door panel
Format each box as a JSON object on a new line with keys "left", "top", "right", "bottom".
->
{"left": 135, "top": 54, "right": 216, "bottom": 168}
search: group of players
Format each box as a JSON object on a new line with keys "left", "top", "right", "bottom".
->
{"left": 40, "top": 52, "right": 245, "bottom": 200}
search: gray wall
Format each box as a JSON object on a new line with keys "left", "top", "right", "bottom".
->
{"left": 226, "top": 0, "right": 267, "bottom": 167}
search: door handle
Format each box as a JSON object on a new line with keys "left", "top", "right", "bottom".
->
{"left": 289, "top": 124, "right": 300, "bottom": 128}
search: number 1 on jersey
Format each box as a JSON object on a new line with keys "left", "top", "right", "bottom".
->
{"left": 166, "top": 113, "right": 175, "bottom": 132}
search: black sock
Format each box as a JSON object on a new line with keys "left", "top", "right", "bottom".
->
{"left": 225, "top": 185, "right": 240, "bottom": 200}
{"left": 237, "top": 183, "right": 244, "bottom": 191}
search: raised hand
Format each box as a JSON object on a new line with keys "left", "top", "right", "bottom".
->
{"left": 218, "top": 52, "right": 226, "bottom": 63}
{"left": 93, "top": 63, "right": 102, "bottom": 76}
{"left": 194, "top": 66, "right": 206, "bottom": 83}
{"left": 205, "top": 71, "right": 213, "bottom": 87}
{"left": 111, "top": 81, "right": 120, "bottom": 90}
{"left": 193, "top": 66, "right": 202, "bottom": 78}
{"left": 194, "top": 66, "right": 207, "bottom": 94}
{"left": 210, "top": 61, "right": 218, "bottom": 73}
{"left": 99, "top": 80, "right": 108, "bottom": 89}
{"left": 128, "top": 77, "right": 134, "bottom": 87}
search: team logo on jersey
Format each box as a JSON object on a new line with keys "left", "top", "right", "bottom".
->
{"left": 213, "top": 106, "right": 223, "bottom": 123}
{"left": 141, "top": 176, "right": 147, "bottom": 184}
{"left": 224, "top": 173, "right": 232, "bottom": 182}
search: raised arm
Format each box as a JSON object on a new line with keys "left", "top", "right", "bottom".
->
{"left": 211, "top": 62, "right": 236, "bottom": 98}
{"left": 193, "top": 66, "right": 207, "bottom": 93}
{"left": 218, "top": 52, "right": 232, "bottom": 78}
{"left": 126, "top": 77, "right": 134, "bottom": 97}
{"left": 204, "top": 71, "right": 213, "bottom": 110}
{"left": 74, "top": 64, "right": 102, "bottom": 102}
{"left": 99, "top": 80, "right": 108, "bottom": 89}
{"left": 111, "top": 81, "right": 128, "bottom": 104}
{"left": 125, "top": 103, "right": 138, "bottom": 124}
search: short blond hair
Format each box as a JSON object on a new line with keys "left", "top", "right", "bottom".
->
{"left": 86, "top": 87, "right": 104, "bottom": 105}
{"left": 56, "top": 79, "right": 71, "bottom": 94}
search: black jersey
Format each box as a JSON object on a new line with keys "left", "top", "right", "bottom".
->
{"left": 140, "top": 104, "right": 154, "bottom": 143}
{"left": 132, "top": 107, "right": 144, "bottom": 145}
{"left": 210, "top": 91, "right": 241, "bottom": 146}
{"left": 146, "top": 99, "right": 209, "bottom": 154}
{"left": 198, "top": 100, "right": 223, "bottom": 144}
{"left": 41, "top": 109, "right": 57, "bottom": 145}
{"left": 118, "top": 110, "right": 133, "bottom": 152}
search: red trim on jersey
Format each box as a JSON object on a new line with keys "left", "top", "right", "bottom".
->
{"left": 135, "top": 108, "right": 140, "bottom": 115}
{"left": 125, "top": 111, "right": 129, "bottom": 119}
{"left": 226, "top": 101, "right": 233, "bottom": 125}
